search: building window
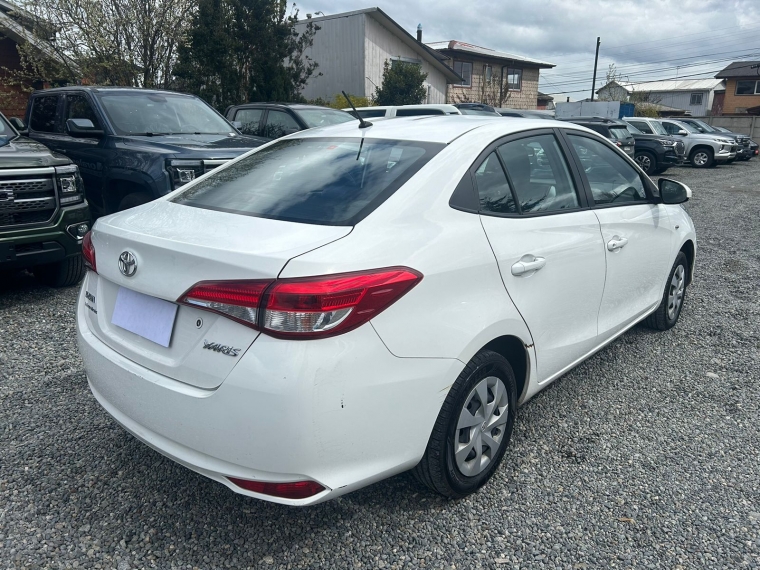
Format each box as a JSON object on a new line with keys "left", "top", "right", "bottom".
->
{"left": 507, "top": 68, "right": 522, "bottom": 91}
{"left": 735, "top": 80, "right": 760, "bottom": 95}
{"left": 689, "top": 93, "right": 703, "bottom": 106}
{"left": 453, "top": 61, "right": 472, "bottom": 87}
{"left": 484, "top": 65, "right": 493, "bottom": 83}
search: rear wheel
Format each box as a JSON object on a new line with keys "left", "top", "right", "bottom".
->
{"left": 689, "top": 147, "right": 713, "bottom": 168}
{"left": 413, "top": 349, "right": 516, "bottom": 498}
{"left": 634, "top": 151, "right": 657, "bottom": 175}
{"left": 33, "top": 255, "right": 85, "bottom": 288}
{"left": 644, "top": 251, "right": 688, "bottom": 331}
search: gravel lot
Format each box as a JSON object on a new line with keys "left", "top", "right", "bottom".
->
{"left": 1, "top": 159, "right": 759, "bottom": 570}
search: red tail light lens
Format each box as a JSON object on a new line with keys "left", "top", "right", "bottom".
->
{"left": 179, "top": 280, "right": 273, "bottom": 328}
{"left": 228, "top": 478, "right": 326, "bottom": 499}
{"left": 178, "top": 267, "right": 422, "bottom": 339}
{"left": 262, "top": 267, "right": 422, "bottom": 338}
{"left": 82, "top": 231, "right": 96, "bottom": 272}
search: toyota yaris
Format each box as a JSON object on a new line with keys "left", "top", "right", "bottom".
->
{"left": 77, "top": 116, "right": 696, "bottom": 505}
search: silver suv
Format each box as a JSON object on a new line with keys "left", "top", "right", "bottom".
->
{"left": 624, "top": 117, "right": 735, "bottom": 168}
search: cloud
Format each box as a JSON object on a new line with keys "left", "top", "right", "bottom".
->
{"left": 296, "top": 0, "right": 760, "bottom": 98}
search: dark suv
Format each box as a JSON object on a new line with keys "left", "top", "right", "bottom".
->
{"left": 560, "top": 117, "right": 636, "bottom": 159}
{"left": 622, "top": 122, "right": 685, "bottom": 175}
{"left": 17, "top": 87, "right": 266, "bottom": 216}
{"left": 1, "top": 111, "right": 91, "bottom": 287}
{"left": 224, "top": 103, "right": 354, "bottom": 140}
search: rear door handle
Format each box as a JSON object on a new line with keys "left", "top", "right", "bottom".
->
{"left": 511, "top": 256, "right": 546, "bottom": 276}
{"left": 607, "top": 236, "right": 628, "bottom": 251}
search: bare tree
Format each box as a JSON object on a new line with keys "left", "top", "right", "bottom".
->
{"left": 17, "top": 0, "right": 195, "bottom": 87}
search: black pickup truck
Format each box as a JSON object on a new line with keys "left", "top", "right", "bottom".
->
{"left": 1, "top": 111, "right": 91, "bottom": 287}
{"left": 15, "top": 87, "right": 266, "bottom": 217}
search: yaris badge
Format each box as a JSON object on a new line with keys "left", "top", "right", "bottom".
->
{"left": 118, "top": 251, "right": 137, "bottom": 277}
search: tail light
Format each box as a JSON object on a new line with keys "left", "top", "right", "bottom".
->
{"left": 228, "top": 477, "right": 326, "bottom": 499}
{"left": 82, "top": 231, "right": 96, "bottom": 272}
{"left": 179, "top": 267, "right": 422, "bottom": 339}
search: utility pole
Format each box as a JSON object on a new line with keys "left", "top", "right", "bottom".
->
{"left": 590, "top": 37, "right": 601, "bottom": 101}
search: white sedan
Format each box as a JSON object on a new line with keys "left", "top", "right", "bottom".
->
{"left": 76, "top": 116, "right": 696, "bottom": 505}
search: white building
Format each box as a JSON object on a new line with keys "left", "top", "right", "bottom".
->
{"left": 294, "top": 7, "right": 462, "bottom": 104}
{"left": 596, "top": 79, "right": 726, "bottom": 116}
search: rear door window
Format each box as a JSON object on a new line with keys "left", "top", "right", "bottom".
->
{"left": 173, "top": 138, "right": 443, "bottom": 225}
{"left": 30, "top": 95, "right": 61, "bottom": 133}
{"left": 497, "top": 134, "right": 580, "bottom": 214}
{"left": 609, "top": 127, "right": 632, "bottom": 140}
{"left": 474, "top": 152, "right": 516, "bottom": 214}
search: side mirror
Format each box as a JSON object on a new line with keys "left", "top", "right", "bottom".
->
{"left": 676, "top": 130, "right": 688, "bottom": 136}
{"left": 231, "top": 120, "right": 243, "bottom": 129}
{"left": 66, "top": 118, "right": 104, "bottom": 138}
{"left": 9, "top": 117, "right": 26, "bottom": 131}
{"left": 659, "top": 178, "right": 691, "bottom": 204}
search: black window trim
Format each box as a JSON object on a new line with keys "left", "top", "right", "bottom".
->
{"left": 557, "top": 129, "right": 660, "bottom": 209}
{"left": 452, "top": 127, "right": 593, "bottom": 219}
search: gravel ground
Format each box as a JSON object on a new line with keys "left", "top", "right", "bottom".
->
{"left": 1, "top": 160, "right": 759, "bottom": 570}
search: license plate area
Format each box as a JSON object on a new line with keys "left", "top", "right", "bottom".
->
{"left": 111, "top": 286, "right": 178, "bottom": 347}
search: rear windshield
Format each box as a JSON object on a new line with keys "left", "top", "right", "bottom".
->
{"left": 395, "top": 108, "right": 445, "bottom": 117}
{"left": 173, "top": 137, "right": 443, "bottom": 226}
{"left": 609, "top": 127, "right": 632, "bottom": 140}
{"left": 357, "top": 109, "right": 387, "bottom": 118}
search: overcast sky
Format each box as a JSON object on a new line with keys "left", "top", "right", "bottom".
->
{"left": 297, "top": 0, "right": 760, "bottom": 101}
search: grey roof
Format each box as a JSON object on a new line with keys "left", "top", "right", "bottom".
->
{"left": 715, "top": 61, "right": 760, "bottom": 79}
{"left": 426, "top": 40, "right": 555, "bottom": 68}
{"left": 599, "top": 78, "right": 724, "bottom": 94}
{"left": 297, "top": 7, "right": 462, "bottom": 83}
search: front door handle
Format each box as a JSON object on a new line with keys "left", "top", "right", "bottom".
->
{"left": 511, "top": 256, "right": 546, "bottom": 276}
{"left": 607, "top": 236, "right": 629, "bottom": 251}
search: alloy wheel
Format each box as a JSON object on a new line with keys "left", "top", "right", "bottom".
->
{"left": 635, "top": 154, "right": 652, "bottom": 172}
{"left": 454, "top": 376, "right": 510, "bottom": 477}
{"left": 693, "top": 152, "right": 709, "bottom": 167}
{"left": 667, "top": 264, "right": 686, "bottom": 320}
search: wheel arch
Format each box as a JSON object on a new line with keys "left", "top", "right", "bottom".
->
{"left": 480, "top": 335, "right": 531, "bottom": 405}
{"left": 680, "top": 239, "right": 695, "bottom": 285}
{"left": 105, "top": 179, "right": 154, "bottom": 213}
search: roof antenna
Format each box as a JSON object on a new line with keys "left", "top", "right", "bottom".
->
{"left": 342, "top": 90, "right": 372, "bottom": 129}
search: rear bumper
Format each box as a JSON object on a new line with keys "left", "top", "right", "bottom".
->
{"left": 76, "top": 288, "right": 462, "bottom": 505}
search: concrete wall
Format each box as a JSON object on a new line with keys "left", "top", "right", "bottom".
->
{"left": 721, "top": 78, "right": 760, "bottom": 115}
{"left": 363, "top": 15, "right": 447, "bottom": 103}
{"left": 294, "top": 14, "right": 366, "bottom": 102}
{"left": 695, "top": 115, "right": 760, "bottom": 138}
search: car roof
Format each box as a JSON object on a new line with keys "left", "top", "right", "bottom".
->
{"left": 348, "top": 104, "right": 460, "bottom": 112}
{"left": 30, "top": 86, "right": 192, "bottom": 96}
{"left": 230, "top": 103, "right": 340, "bottom": 110}
{"left": 290, "top": 115, "right": 592, "bottom": 144}
{"left": 559, "top": 116, "right": 628, "bottom": 126}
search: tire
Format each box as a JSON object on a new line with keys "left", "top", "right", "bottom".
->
{"left": 634, "top": 151, "right": 657, "bottom": 175}
{"left": 33, "top": 255, "right": 85, "bottom": 288}
{"left": 644, "top": 251, "right": 688, "bottom": 331}
{"left": 118, "top": 192, "right": 152, "bottom": 211}
{"left": 654, "top": 165, "right": 669, "bottom": 175}
{"left": 413, "top": 349, "right": 517, "bottom": 498}
{"left": 689, "top": 147, "right": 714, "bottom": 168}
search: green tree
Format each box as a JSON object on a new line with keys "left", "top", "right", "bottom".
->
{"left": 373, "top": 60, "right": 428, "bottom": 106}
{"left": 174, "top": 0, "right": 320, "bottom": 111}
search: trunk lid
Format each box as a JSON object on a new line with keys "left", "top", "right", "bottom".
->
{"left": 82, "top": 199, "right": 351, "bottom": 389}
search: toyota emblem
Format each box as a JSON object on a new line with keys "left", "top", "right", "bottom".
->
{"left": 118, "top": 251, "right": 137, "bottom": 277}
